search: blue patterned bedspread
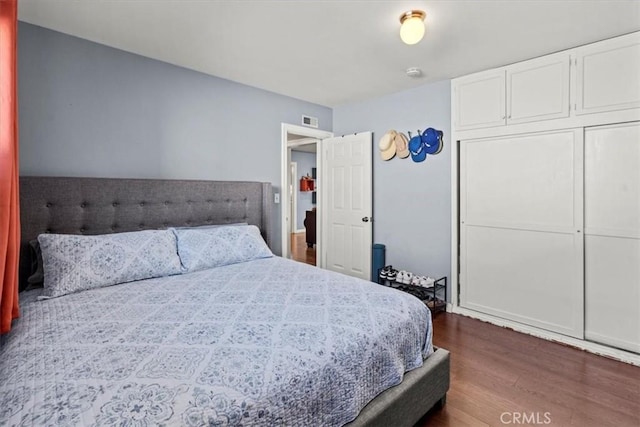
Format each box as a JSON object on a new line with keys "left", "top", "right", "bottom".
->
{"left": 0, "top": 257, "right": 433, "bottom": 426}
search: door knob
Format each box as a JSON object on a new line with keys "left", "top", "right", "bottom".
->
{"left": 362, "top": 217, "right": 370, "bottom": 222}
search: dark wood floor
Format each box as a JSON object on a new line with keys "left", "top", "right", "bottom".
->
{"left": 419, "top": 313, "right": 640, "bottom": 426}
{"left": 285, "top": 247, "right": 639, "bottom": 425}
{"left": 291, "top": 232, "right": 316, "bottom": 266}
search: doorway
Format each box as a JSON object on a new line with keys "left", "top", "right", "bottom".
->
{"left": 281, "top": 125, "right": 373, "bottom": 280}
{"left": 281, "top": 124, "right": 332, "bottom": 266}
{"left": 290, "top": 161, "right": 298, "bottom": 234}
{"left": 291, "top": 146, "right": 316, "bottom": 266}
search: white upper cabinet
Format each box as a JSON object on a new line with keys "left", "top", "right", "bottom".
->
{"left": 507, "top": 53, "right": 571, "bottom": 124}
{"left": 575, "top": 32, "right": 640, "bottom": 115}
{"left": 453, "top": 32, "right": 640, "bottom": 132}
{"left": 453, "top": 70, "right": 506, "bottom": 130}
{"left": 453, "top": 54, "right": 571, "bottom": 131}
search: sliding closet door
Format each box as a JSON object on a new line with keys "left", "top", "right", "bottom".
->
{"left": 460, "top": 129, "right": 584, "bottom": 338}
{"left": 584, "top": 122, "right": 640, "bottom": 353}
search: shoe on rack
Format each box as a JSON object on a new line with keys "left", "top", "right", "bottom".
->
{"left": 422, "top": 276, "right": 435, "bottom": 288}
{"left": 379, "top": 265, "right": 393, "bottom": 280}
{"left": 410, "top": 275, "right": 421, "bottom": 286}
{"left": 402, "top": 272, "right": 413, "bottom": 285}
{"left": 395, "top": 270, "right": 406, "bottom": 283}
{"left": 387, "top": 268, "right": 398, "bottom": 282}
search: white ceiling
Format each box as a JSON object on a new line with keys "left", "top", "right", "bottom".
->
{"left": 18, "top": 0, "right": 640, "bottom": 107}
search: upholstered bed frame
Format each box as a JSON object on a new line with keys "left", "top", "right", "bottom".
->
{"left": 18, "top": 176, "right": 449, "bottom": 427}
{"left": 19, "top": 176, "right": 272, "bottom": 292}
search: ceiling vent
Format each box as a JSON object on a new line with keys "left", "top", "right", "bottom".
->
{"left": 406, "top": 67, "right": 423, "bottom": 78}
{"left": 302, "top": 115, "right": 318, "bottom": 128}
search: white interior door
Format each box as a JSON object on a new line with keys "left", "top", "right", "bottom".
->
{"left": 584, "top": 122, "right": 640, "bottom": 353}
{"left": 322, "top": 132, "right": 373, "bottom": 280}
{"left": 460, "top": 129, "right": 584, "bottom": 338}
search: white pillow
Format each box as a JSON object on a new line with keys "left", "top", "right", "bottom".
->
{"left": 172, "top": 224, "right": 272, "bottom": 273}
{"left": 38, "top": 230, "right": 182, "bottom": 298}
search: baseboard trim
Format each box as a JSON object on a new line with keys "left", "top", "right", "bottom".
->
{"left": 451, "top": 306, "right": 640, "bottom": 366}
{"left": 295, "top": 229, "right": 305, "bottom": 234}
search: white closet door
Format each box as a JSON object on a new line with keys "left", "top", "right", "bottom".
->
{"left": 460, "top": 129, "right": 584, "bottom": 338}
{"left": 584, "top": 122, "right": 640, "bottom": 353}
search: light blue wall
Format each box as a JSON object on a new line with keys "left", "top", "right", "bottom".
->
{"left": 333, "top": 80, "right": 451, "bottom": 299}
{"left": 17, "top": 22, "right": 332, "bottom": 255}
{"left": 291, "top": 151, "right": 317, "bottom": 230}
{"left": 17, "top": 22, "right": 453, "bottom": 286}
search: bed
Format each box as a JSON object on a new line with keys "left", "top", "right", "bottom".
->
{"left": 1, "top": 177, "right": 449, "bottom": 426}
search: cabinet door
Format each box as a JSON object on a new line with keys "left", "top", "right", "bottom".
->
{"left": 584, "top": 122, "right": 640, "bottom": 353}
{"left": 507, "top": 53, "right": 571, "bottom": 124}
{"left": 453, "top": 70, "right": 506, "bottom": 130}
{"left": 460, "top": 130, "right": 584, "bottom": 338}
{"left": 576, "top": 32, "right": 640, "bottom": 115}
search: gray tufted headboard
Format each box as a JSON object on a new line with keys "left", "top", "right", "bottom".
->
{"left": 19, "top": 177, "right": 272, "bottom": 291}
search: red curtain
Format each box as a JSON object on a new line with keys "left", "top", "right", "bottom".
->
{"left": 0, "top": 0, "right": 20, "bottom": 334}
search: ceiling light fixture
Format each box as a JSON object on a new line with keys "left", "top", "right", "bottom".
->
{"left": 399, "top": 10, "right": 426, "bottom": 45}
